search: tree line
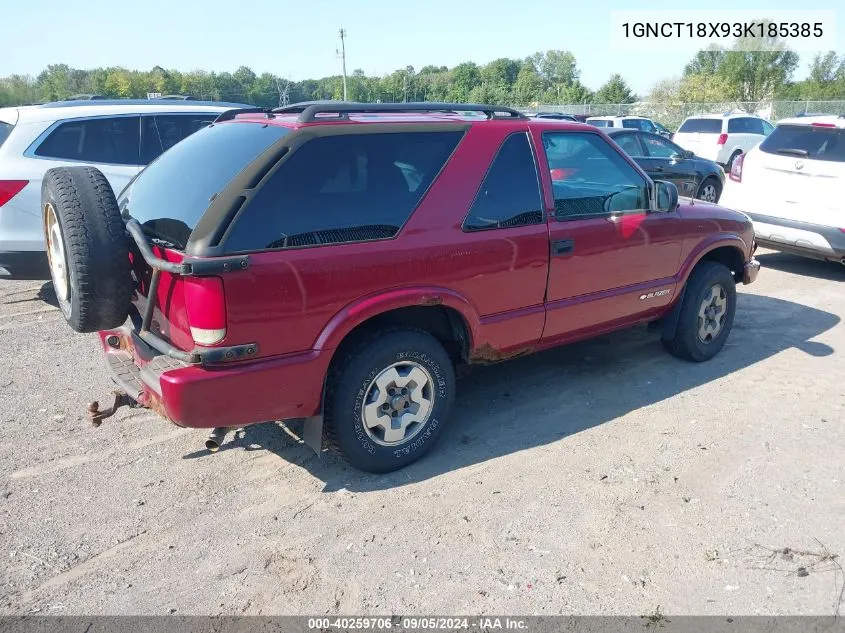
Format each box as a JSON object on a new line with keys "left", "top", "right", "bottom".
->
{"left": 2, "top": 44, "right": 843, "bottom": 109}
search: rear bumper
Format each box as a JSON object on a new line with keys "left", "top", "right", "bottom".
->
{"left": 747, "top": 213, "right": 845, "bottom": 263}
{"left": 99, "top": 327, "right": 331, "bottom": 429}
{"left": 0, "top": 251, "right": 49, "bottom": 280}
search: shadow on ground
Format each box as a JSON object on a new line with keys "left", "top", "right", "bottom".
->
{"left": 756, "top": 251, "right": 844, "bottom": 282}
{"left": 181, "top": 292, "right": 839, "bottom": 491}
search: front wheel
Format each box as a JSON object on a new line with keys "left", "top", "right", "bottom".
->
{"left": 662, "top": 262, "right": 737, "bottom": 362}
{"left": 325, "top": 329, "right": 455, "bottom": 473}
{"left": 696, "top": 177, "right": 722, "bottom": 203}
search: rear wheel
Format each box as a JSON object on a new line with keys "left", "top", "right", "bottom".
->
{"left": 325, "top": 328, "right": 455, "bottom": 473}
{"left": 662, "top": 261, "right": 736, "bottom": 362}
{"left": 696, "top": 177, "right": 722, "bottom": 203}
{"left": 41, "top": 166, "right": 133, "bottom": 333}
{"left": 726, "top": 150, "right": 742, "bottom": 170}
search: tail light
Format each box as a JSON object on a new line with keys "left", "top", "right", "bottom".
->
{"left": 716, "top": 133, "right": 728, "bottom": 145}
{"left": 729, "top": 152, "right": 745, "bottom": 182}
{"left": 184, "top": 277, "right": 227, "bottom": 345}
{"left": 0, "top": 180, "right": 28, "bottom": 207}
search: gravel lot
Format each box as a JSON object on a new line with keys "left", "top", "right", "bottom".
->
{"left": 1, "top": 249, "right": 843, "bottom": 616}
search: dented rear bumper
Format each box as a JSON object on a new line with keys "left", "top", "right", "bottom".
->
{"left": 97, "top": 326, "right": 331, "bottom": 429}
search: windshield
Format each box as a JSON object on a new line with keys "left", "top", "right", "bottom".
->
{"left": 677, "top": 118, "right": 722, "bottom": 134}
{"left": 119, "top": 121, "right": 289, "bottom": 250}
{"left": 759, "top": 125, "right": 845, "bottom": 163}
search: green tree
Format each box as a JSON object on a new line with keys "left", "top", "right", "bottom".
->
{"left": 594, "top": 74, "right": 636, "bottom": 104}
{"left": 530, "top": 50, "right": 579, "bottom": 86}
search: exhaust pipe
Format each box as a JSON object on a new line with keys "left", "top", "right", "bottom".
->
{"left": 205, "top": 427, "right": 229, "bottom": 452}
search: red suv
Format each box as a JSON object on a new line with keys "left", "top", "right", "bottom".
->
{"left": 41, "top": 102, "right": 760, "bottom": 473}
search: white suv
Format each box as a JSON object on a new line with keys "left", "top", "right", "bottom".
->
{"left": 585, "top": 115, "right": 661, "bottom": 134}
{"left": 719, "top": 115, "right": 845, "bottom": 264}
{"left": 0, "top": 99, "right": 246, "bottom": 278}
{"left": 672, "top": 112, "right": 774, "bottom": 168}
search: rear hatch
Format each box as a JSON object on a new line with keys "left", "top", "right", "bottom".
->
{"left": 740, "top": 122, "right": 845, "bottom": 225}
{"left": 119, "top": 118, "right": 290, "bottom": 354}
{"left": 673, "top": 118, "right": 722, "bottom": 156}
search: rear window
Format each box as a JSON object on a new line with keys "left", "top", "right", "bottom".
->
{"left": 759, "top": 125, "right": 845, "bottom": 163}
{"left": 119, "top": 122, "right": 289, "bottom": 249}
{"left": 677, "top": 118, "right": 722, "bottom": 134}
{"left": 587, "top": 119, "right": 612, "bottom": 127}
{"left": 223, "top": 131, "right": 463, "bottom": 252}
{"left": 0, "top": 122, "right": 12, "bottom": 148}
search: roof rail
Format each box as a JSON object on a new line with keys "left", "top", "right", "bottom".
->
{"left": 212, "top": 107, "right": 276, "bottom": 123}
{"left": 272, "top": 101, "right": 528, "bottom": 123}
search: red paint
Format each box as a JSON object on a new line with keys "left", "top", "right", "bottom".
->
{"left": 110, "top": 115, "right": 757, "bottom": 430}
{"left": 0, "top": 180, "right": 28, "bottom": 207}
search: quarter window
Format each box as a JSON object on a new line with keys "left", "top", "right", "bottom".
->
{"left": 463, "top": 133, "right": 543, "bottom": 232}
{"left": 34, "top": 116, "right": 141, "bottom": 165}
{"left": 543, "top": 131, "right": 649, "bottom": 219}
{"left": 224, "top": 131, "right": 463, "bottom": 251}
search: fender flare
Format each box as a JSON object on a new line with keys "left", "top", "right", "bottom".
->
{"left": 677, "top": 235, "right": 749, "bottom": 287}
{"left": 313, "top": 286, "right": 481, "bottom": 353}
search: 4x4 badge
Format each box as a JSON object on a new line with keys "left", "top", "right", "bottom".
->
{"left": 640, "top": 289, "right": 672, "bottom": 300}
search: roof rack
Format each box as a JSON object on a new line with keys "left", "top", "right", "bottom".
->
{"left": 271, "top": 101, "right": 528, "bottom": 123}
{"left": 212, "top": 107, "right": 276, "bottom": 123}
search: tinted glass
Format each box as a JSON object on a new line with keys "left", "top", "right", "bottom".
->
{"left": 762, "top": 120, "right": 775, "bottom": 135}
{"left": 140, "top": 114, "right": 218, "bottom": 164}
{"left": 759, "top": 125, "right": 845, "bottom": 163}
{"left": 613, "top": 133, "right": 643, "bottom": 156}
{"left": 587, "top": 119, "right": 612, "bottom": 127}
{"left": 224, "top": 131, "right": 462, "bottom": 251}
{"left": 543, "top": 131, "right": 648, "bottom": 219}
{"left": 0, "top": 122, "right": 12, "bottom": 148}
{"left": 678, "top": 118, "right": 722, "bottom": 134}
{"left": 463, "top": 133, "right": 543, "bottom": 231}
{"left": 120, "top": 122, "right": 289, "bottom": 249}
{"left": 35, "top": 116, "right": 141, "bottom": 165}
{"left": 641, "top": 134, "right": 682, "bottom": 158}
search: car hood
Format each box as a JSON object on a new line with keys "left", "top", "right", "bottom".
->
{"left": 678, "top": 196, "right": 751, "bottom": 222}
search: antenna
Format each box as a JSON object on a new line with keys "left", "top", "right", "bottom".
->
{"left": 336, "top": 29, "right": 348, "bottom": 101}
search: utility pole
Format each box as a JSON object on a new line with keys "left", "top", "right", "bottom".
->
{"left": 337, "top": 28, "right": 348, "bottom": 101}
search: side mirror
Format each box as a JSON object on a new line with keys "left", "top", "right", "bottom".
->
{"left": 654, "top": 180, "right": 679, "bottom": 212}
{"left": 682, "top": 150, "right": 695, "bottom": 159}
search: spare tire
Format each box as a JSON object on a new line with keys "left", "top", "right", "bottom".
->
{"left": 41, "top": 166, "right": 133, "bottom": 333}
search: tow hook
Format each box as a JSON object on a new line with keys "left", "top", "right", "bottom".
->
{"left": 87, "top": 391, "right": 131, "bottom": 427}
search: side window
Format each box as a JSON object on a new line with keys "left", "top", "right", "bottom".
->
{"left": 641, "top": 134, "right": 681, "bottom": 158}
{"left": 621, "top": 119, "right": 639, "bottom": 129}
{"left": 613, "top": 133, "right": 644, "bottom": 157}
{"left": 543, "top": 131, "right": 649, "bottom": 220}
{"left": 463, "top": 133, "right": 543, "bottom": 231}
{"left": 762, "top": 120, "right": 774, "bottom": 135}
{"left": 746, "top": 118, "right": 765, "bottom": 135}
{"left": 34, "top": 116, "right": 141, "bottom": 165}
{"left": 641, "top": 120, "right": 657, "bottom": 133}
{"left": 224, "top": 131, "right": 463, "bottom": 252}
{"left": 727, "top": 118, "right": 743, "bottom": 133}
{"left": 140, "top": 114, "right": 217, "bottom": 164}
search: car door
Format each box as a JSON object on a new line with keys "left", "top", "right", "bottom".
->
{"left": 533, "top": 128, "right": 684, "bottom": 344}
{"left": 636, "top": 132, "right": 699, "bottom": 196}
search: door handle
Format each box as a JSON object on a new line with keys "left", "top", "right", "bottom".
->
{"left": 552, "top": 239, "right": 574, "bottom": 256}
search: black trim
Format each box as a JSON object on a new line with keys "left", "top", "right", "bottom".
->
{"left": 746, "top": 212, "right": 845, "bottom": 251}
{"left": 0, "top": 251, "right": 50, "bottom": 280}
{"left": 273, "top": 101, "right": 528, "bottom": 122}
{"left": 213, "top": 107, "right": 276, "bottom": 124}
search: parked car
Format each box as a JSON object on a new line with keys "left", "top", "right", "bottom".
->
{"left": 653, "top": 121, "right": 673, "bottom": 139}
{"left": 672, "top": 112, "right": 774, "bottom": 169}
{"left": 41, "top": 101, "right": 759, "bottom": 473}
{"left": 605, "top": 128, "right": 725, "bottom": 202}
{"left": 585, "top": 115, "right": 661, "bottom": 135}
{"left": 533, "top": 112, "right": 579, "bottom": 122}
{"left": 0, "top": 98, "right": 250, "bottom": 279}
{"left": 719, "top": 115, "right": 845, "bottom": 264}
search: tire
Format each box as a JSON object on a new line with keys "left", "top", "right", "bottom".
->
{"left": 696, "top": 177, "right": 722, "bottom": 204}
{"left": 325, "top": 328, "right": 455, "bottom": 473}
{"left": 662, "top": 261, "right": 736, "bottom": 362}
{"left": 726, "top": 151, "right": 742, "bottom": 170}
{"left": 41, "top": 166, "right": 133, "bottom": 333}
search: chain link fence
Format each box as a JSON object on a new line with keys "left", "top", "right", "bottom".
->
{"left": 525, "top": 101, "right": 845, "bottom": 130}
